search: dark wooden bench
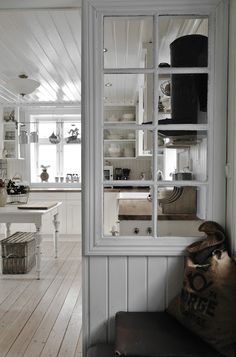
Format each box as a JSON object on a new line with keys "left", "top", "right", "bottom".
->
{"left": 87, "top": 311, "right": 225, "bottom": 357}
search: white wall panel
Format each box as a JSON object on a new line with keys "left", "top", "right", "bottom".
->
{"left": 166, "top": 256, "right": 184, "bottom": 305}
{"left": 108, "top": 257, "right": 127, "bottom": 343}
{"left": 147, "top": 257, "right": 167, "bottom": 311}
{"left": 89, "top": 257, "right": 108, "bottom": 346}
{"left": 87, "top": 255, "right": 185, "bottom": 346}
{"left": 128, "top": 257, "right": 148, "bottom": 311}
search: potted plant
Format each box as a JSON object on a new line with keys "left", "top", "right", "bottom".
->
{"left": 40, "top": 165, "right": 50, "bottom": 182}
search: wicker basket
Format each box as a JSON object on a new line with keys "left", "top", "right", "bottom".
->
{"left": 7, "top": 178, "right": 29, "bottom": 205}
{"left": 7, "top": 192, "right": 29, "bottom": 205}
{"left": 1, "top": 232, "right": 36, "bottom": 274}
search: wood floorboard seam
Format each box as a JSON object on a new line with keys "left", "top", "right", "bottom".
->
{"left": 0, "top": 242, "right": 81, "bottom": 357}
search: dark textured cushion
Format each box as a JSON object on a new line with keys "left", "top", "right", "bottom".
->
{"left": 87, "top": 344, "right": 115, "bottom": 357}
{"left": 115, "top": 311, "right": 224, "bottom": 357}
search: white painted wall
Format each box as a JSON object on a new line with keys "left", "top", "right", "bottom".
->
{"left": 226, "top": 0, "right": 236, "bottom": 255}
{"left": 82, "top": 2, "right": 230, "bottom": 356}
{"left": 86, "top": 255, "right": 184, "bottom": 346}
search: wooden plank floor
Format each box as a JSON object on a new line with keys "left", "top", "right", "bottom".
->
{"left": 0, "top": 241, "right": 82, "bottom": 357}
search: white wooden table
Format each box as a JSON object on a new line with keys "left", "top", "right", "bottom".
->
{"left": 0, "top": 202, "right": 62, "bottom": 279}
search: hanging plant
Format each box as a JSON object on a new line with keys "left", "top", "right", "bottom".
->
{"left": 49, "top": 132, "right": 60, "bottom": 144}
{"left": 66, "top": 126, "right": 81, "bottom": 144}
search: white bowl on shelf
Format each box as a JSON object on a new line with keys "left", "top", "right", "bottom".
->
{"left": 108, "top": 143, "right": 121, "bottom": 157}
{"left": 121, "top": 113, "right": 135, "bottom": 121}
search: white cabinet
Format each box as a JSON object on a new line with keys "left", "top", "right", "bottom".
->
{"left": 2, "top": 107, "right": 21, "bottom": 159}
{"left": 104, "top": 106, "right": 136, "bottom": 159}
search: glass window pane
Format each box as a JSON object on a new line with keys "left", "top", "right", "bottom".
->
{"left": 157, "top": 185, "right": 207, "bottom": 236}
{"left": 104, "top": 106, "right": 135, "bottom": 123}
{"left": 104, "top": 16, "right": 153, "bottom": 69}
{"left": 157, "top": 130, "right": 207, "bottom": 182}
{"left": 63, "top": 144, "right": 81, "bottom": 180}
{"left": 158, "top": 16, "right": 208, "bottom": 67}
{"left": 104, "top": 74, "right": 153, "bottom": 124}
{"left": 38, "top": 122, "right": 56, "bottom": 139}
{"left": 103, "top": 187, "right": 152, "bottom": 237}
{"left": 158, "top": 74, "right": 208, "bottom": 124}
{"left": 38, "top": 145, "right": 57, "bottom": 182}
{"left": 104, "top": 129, "right": 153, "bottom": 180}
{"left": 64, "top": 122, "right": 81, "bottom": 143}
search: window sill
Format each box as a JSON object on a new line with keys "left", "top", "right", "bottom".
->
{"left": 84, "top": 235, "right": 205, "bottom": 256}
{"left": 30, "top": 182, "right": 81, "bottom": 190}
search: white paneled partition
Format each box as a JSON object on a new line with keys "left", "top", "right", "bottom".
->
{"left": 87, "top": 255, "right": 184, "bottom": 346}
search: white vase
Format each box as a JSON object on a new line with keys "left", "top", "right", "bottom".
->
{"left": 0, "top": 188, "right": 7, "bottom": 207}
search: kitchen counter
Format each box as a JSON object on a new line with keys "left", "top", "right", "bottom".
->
{"left": 118, "top": 199, "right": 200, "bottom": 221}
{"left": 30, "top": 188, "right": 81, "bottom": 193}
{"left": 104, "top": 187, "right": 150, "bottom": 192}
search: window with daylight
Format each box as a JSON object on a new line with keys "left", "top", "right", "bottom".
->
{"left": 30, "top": 115, "right": 81, "bottom": 184}
{"left": 83, "top": 0, "right": 228, "bottom": 254}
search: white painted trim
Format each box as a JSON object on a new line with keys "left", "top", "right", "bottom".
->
{"left": 104, "top": 67, "right": 209, "bottom": 74}
{"left": 87, "top": 0, "right": 223, "bottom": 12}
{"left": 210, "top": 0, "right": 228, "bottom": 224}
{"left": 82, "top": 0, "right": 229, "bottom": 256}
{"left": 226, "top": 0, "right": 236, "bottom": 255}
{"left": 86, "top": 236, "right": 204, "bottom": 256}
{"left": 0, "top": 1, "right": 81, "bottom": 9}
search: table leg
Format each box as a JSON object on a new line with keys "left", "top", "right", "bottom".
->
{"left": 35, "top": 225, "right": 42, "bottom": 280}
{"left": 5, "top": 223, "right": 11, "bottom": 237}
{"left": 53, "top": 213, "right": 60, "bottom": 258}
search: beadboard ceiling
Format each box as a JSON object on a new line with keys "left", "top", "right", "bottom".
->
{"left": 0, "top": 10, "right": 207, "bottom": 106}
{"left": 0, "top": 9, "right": 81, "bottom": 105}
{"left": 104, "top": 16, "right": 208, "bottom": 106}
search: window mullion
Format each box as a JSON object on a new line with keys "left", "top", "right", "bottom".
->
{"left": 152, "top": 13, "right": 159, "bottom": 237}
{"left": 56, "top": 122, "right": 61, "bottom": 177}
{"left": 60, "top": 121, "right": 64, "bottom": 178}
{"left": 35, "top": 120, "right": 39, "bottom": 175}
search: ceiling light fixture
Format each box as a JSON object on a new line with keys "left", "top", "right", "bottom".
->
{"left": 105, "top": 82, "right": 112, "bottom": 87}
{"left": 6, "top": 74, "right": 40, "bottom": 97}
{"left": 103, "top": 48, "right": 108, "bottom": 52}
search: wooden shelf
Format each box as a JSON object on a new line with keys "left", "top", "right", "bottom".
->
{"left": 104, "top": 156, "right": 136, "bottom": 159}
{"left": 104, "top": 139, "right": 135, "bottom": 142}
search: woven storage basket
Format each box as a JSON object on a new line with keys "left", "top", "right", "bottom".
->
{"left": 1, "top": 232, "right": 36, "bottom": 274}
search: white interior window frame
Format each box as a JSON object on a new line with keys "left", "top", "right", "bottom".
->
{"left": 22, "top": 107, "right": 81, "bottom": 188}
{"left": 31, "top": 118, "right": 63, "bottom": 180}
{"left": 82, "top": 0, "right": 229, "bottom": 256}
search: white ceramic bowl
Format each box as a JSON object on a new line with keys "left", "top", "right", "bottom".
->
{"left": 108, "top": 144, "right": 121, "bottom": 157}
{"left": 122, "top": 113, "right": 135, "bottom": 121}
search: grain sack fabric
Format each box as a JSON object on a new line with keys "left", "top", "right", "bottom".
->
{"left": 167, "top": 221, "right": 236, "bottom": 355}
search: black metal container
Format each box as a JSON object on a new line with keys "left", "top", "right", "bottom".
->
{"left": 170, "top": 34, "right": 208, "bottom": 124}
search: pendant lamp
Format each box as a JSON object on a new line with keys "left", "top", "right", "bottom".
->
{"left": 6, "top": 74, "right": 40, "bottom": 97}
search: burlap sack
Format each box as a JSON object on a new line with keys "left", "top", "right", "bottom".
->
{"left": 186, "top": 230, "right": 225, "bottom": 265}
{"left": 168, "top": 250, "right": 236, "bottom": 354}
